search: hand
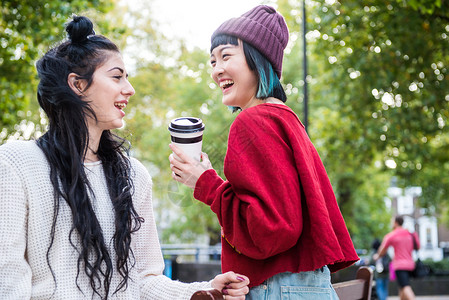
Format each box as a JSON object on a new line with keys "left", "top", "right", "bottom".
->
{"left": 169, "top": 144, "right": 213, "bottom": 189}
{"left": 211, "top": 271, "right": 250, "bottom": 300}
{"left": 373, "top": 253, "right": 379, "bottom": 261}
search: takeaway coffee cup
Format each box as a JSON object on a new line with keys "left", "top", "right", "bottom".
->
{"left": 168, "top": 117, "right": 205, "bottom": 162}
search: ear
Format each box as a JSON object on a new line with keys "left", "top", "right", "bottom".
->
{"left": 67, "top": 73, "right": 87, "bottom": 95}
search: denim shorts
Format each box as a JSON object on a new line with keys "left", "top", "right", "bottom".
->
{"left": 246, "top": 266, "right": 339, "bottom": 300}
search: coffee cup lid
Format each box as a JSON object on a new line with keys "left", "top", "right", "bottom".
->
{"left": 168, "top": 117, "right": 205, "bottom": 133}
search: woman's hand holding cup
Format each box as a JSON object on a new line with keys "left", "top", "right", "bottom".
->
{"left": 169, "top": 144, "right": 212, "bottom": 189}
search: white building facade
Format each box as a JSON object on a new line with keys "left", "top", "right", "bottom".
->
{"left": 387, "top": 186, "right": 443, "bottom": 261}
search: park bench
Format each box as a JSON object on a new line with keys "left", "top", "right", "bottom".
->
{"left": 190, "top": 266, "right": 373, "bottom": 300}
{"left": 332, "top": 266, "right": 373, "bottom": 300}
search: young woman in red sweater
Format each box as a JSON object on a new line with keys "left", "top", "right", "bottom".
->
{"left": 169, "top": 5, "right": 359, "bottom": 299}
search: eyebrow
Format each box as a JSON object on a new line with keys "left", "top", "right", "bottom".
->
{"left": 107, "top": 67, "right": 129, "bottom": 77}
{"left": 210, "top": 45, "right": 235, "bottom": 58}
{"left": 108, "top": 67, "right": 124, "bottom": 73}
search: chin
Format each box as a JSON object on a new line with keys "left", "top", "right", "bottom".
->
{"left": 107, "top": 120, "right": 124, "bottom": 131}
{"left": 117, "top": 120, "right": 126, "bottom": 129}
{"left": 222, "top": 98, "right": 236, "bottom": 107}
{"left": 114, "top": 123, "right": 124, "bottom": 130}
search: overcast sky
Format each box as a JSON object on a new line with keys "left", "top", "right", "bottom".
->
{"left": 151, "top": 0, "right": 274, "bottom": 50}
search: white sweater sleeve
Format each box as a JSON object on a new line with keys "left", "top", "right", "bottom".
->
{"left": 130, "top": 159, "right": 212, "bottom": 299}
{"left": 0, "top": 157, "right": 32, "bottom": 298}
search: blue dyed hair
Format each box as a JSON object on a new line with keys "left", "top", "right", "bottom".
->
{"left": 211, "top": 34, "right": 287, "bottom": 112}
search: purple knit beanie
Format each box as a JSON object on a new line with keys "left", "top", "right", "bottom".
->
{"left": 211, "top": 5, "right": 289, "bottom": 78}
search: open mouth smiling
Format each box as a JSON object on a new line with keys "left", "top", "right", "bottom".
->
{"left": 220, "top": 80, "right": 234, "bottom": 90}
{"left": 114, "top": 102, "right": 127, "bottom": 109}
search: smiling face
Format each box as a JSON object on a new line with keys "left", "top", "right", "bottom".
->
{"left": 81, "top": 51, "right": 135, "bottom": 134}
{"left": 210, "top": 40, "right": 259, "bottom": 110}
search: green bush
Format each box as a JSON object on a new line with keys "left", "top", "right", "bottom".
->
{"left": 423, "top": 258, "right": 449, "bottom": 275}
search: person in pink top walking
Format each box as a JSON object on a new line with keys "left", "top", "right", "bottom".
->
{"left": 374, "top": 215, "right": 420, "bottom": 300}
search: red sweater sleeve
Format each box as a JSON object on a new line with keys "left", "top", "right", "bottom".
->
{"left": 194, "top": 110, "right": 303, "bottom": 260}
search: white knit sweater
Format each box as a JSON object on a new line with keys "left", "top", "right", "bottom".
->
{"left": 0, "top": 140, "right": 211, "bottom": 299}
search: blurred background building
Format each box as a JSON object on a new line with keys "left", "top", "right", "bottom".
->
{"left": 387, "top": 184, "right": 447, "bottom": 261}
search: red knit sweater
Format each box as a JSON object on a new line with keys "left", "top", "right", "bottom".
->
{"left": 194, "top": 104, "right": 359, "bottom": 287}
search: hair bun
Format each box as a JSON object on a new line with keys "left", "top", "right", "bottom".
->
{"left": 66, "top": 15, "right": 95, "bottom": 44}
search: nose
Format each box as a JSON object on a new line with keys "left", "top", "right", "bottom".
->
{"left": 123, "top": 79, "right": 135, "bottom": 96}
{"left": 211, "top": 62, "right": 224, "bottom": 82}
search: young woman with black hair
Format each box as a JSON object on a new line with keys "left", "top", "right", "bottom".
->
{"left": 169, "top": 5, "right": 359, "bottom": 299}
{"left": 0, "top": 15, "right": 249, "bottom": 299}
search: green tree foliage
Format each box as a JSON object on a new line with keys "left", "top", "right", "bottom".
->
{"left": 305, "top": 0, "right": 449, "bottom": 243}
{"left": 0, "top": 0, "right": 123, "bottom": 140}
{"left": 398, "top": 0, "right": 444, "bottom": 14}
